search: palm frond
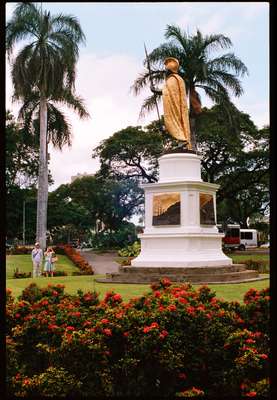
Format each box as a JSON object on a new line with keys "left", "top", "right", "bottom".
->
{"left": 131, "top": 70, "right": 164, "bottom": 96}
{"left": 202, "top": 32, "right": 232, "bottom": 52}
{"left": 164, "top": 25, "right": 189, "bottom": 52}
{"left": 147, "top": 43, "right": 184, "bottom": 66}
{"left": 139, "top": 94, "right": 162, "bottom": 119}
{"left": 51, "top": 89, "right": 90, "bottom": 119}
{"left": 207, "top": 53, "right": 249, "bottom": 77}
{"left": 50, "top": 14, "right": 86, "bottom": 44}
{"left": 207, "top": 70, "right": 243, "bottom": 97}
{"left": 46, "top": 104, "right": 72, "bottom": 149}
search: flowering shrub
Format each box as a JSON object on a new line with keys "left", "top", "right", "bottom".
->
{"left": 6, "top": 281, "right": 269, "bottom": 397}
{"left": 7, "top": 246, "right": 32, "bottom": 255}
{"left": 56, "top": 245, "right": 94, "bottom": 275}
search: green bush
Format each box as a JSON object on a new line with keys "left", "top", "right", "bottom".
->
{"left": 41, "top": 270, "right": 68, "bottom": 277}
{"left": 118, "top": 240, "right": 141, "bottom": 257}
{"left": 13, "top": 269, "right": 32, "bottom": 279}
{"left": 89, "top": 222, "right": 137, "bottom": 250}
{"left": 243, "top": 259, "right": 269, "bottom": 273}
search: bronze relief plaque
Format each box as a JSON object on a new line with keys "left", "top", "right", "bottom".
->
{"left": 200, "top": 193, "right": 215, "bottom": 225}
{"left": 153, "top": 192, "right": 181, "bottom": 225}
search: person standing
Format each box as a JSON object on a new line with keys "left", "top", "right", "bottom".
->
{"left": 31, "top": 242, "right": 43, "bottom": 278}
{"left": 44, "top": 247, "right": 56, "bottom": 277}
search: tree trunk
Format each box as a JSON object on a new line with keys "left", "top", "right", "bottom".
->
{"left": 189, "top": 112, "right": 197, "bottom": 151}
{"left": 36, "top": 96, "right": 48, "bottom": 250}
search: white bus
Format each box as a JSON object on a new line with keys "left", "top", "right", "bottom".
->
{"left": 240, "top": 229, "right": 258, "bottom": 249}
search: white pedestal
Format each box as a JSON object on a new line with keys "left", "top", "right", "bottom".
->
{"left": 131, "top": 152, "right": 232, "bottom": 268}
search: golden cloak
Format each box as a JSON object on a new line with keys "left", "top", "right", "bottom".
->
{"left": 162, "top": 73, "right": 191, "bottom": 148}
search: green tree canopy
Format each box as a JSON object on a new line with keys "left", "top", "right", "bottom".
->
{"left": 92, "top": 126, "right": 166, "bottom": 183}
{"left": 6, "top": 110, "right": 40, "bottom": 190}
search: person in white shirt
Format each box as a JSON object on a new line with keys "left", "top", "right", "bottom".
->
{"left": 31, "top": 242, "right": 43, "bottom": 278}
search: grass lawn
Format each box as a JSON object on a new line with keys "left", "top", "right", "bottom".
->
{"left": 6, "top": 253, "right": 269, "bottom": 302}
{"left": 6, "top": 274, "right": 269, "bottom": 303}
{"left": 230, "top": 253, "right": 269, "bottom": 265}
{"left": 6, "top": 254, "right": 78, "bottom": 279}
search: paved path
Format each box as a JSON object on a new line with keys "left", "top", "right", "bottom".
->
{"left": 79, "top": 250, "right": 120, "bottom": 274}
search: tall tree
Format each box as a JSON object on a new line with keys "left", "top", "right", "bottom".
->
{"left": 6, "top": 2, "right": 88, "bottom": 249}
{"left": 132, "top": 25, "right": 248, "bottom": 150}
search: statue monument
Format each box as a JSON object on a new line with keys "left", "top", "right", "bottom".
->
{"left": 151, "top": 57, "right": 192, "bottom": 148}
{"left": 96, "top": 55, "right": 263, "bottom": 285}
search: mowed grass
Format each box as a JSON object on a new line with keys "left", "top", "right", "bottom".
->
{"left": 6, "top": 253, "right": 269, "bottom": 302}
{"left": 6, "top": 254, "right": 78, "bottom": 279}
{"left": 230, "top": 253, "right": 269, "bottom": 265}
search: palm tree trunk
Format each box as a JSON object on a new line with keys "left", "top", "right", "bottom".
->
{"left": 189, "top": 112, "right": 197, "bottom": 151}
{"left": 36, "top": 96, "right": 48, "bottom": 250}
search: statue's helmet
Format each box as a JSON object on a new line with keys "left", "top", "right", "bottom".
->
{"left": 164, "top": 57, "right": 179, "bottom": 73}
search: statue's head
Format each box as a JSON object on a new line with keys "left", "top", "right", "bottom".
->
{"left": 164, "top": 57, "right": 179, "bottom": 73}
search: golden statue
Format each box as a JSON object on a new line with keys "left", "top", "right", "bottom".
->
{"left": 151, "top": 57, "right": 192, "bottom": 149}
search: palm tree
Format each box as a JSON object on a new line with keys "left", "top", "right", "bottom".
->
{"left": 6, "top": 2, "right": 89, "bottom": 249}
{"left": 18, "top": 88, "right": 89, "bottom": 150}
{"left": 132, "top": 25, "right": 248, "bottom": 150}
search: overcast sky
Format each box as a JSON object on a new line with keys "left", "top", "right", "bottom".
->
{"left": 6, "top": 2, "right": 269, "bottom": 190}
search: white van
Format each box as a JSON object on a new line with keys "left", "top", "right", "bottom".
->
{"left": 240, "top": 229, "right": 258, "bottom": 248}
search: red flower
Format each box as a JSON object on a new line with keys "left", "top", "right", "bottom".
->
{"left": 48, "top": 324, "right": 59, "bottom": 330}
{"left": 66, "top": 326, "right": 75, "bottom": 331}
{"left": 15, "top": 313, "right": 20, "bottom": 318}
{"left": 113, "top": 293, "right": 122, "bottom": 302}
{"left": 179, "top": 297, "right": 188, "bottom": 305}
{"left": 245, "top": 338, "right": 256, "bottom": 344}
{"left": 123, "top": 332, "right": 129, "bottom": 337}
{"left": 240, "top": 383, "right": 248, "bottom": 390}
{"left": 84, "top": 294, "right": 93, "bottom": 301}
{"left": 101, "top": 318, "right": 109, "bottom": 324}
{"left": 161, "top": 277, "right": 172, "bottom": 287}
{"left": 72, "top": 311, "right": 81, "bottom": 317}
{"left": 167, "top": 304, "right": 177, "bottom": 312}
{"left": 52, "top": 290, "right": 58, "bottom": 296}
{"left": 186, "top": 306, "right": 195, "bottom": 314}
{"left": 103, "top": 328, "right": 112, "bottom": 336}
{"left": 143, "top": 322, "right": 159, "bottom": 333}
{"left": 245, "top": 391, "right": 257, "bottom": 397}
{"left": 259, "top": 354, "right": 268, "bottom": 360}
{"left": 159, "top": 330, "right": 168, "bottom": 340}
{"left": 23, "top": 378, "right": 31, "bottom": 386}
{"left": 154, "top": 291, "right": 161, "bottom": 298}
{"left": 178, "top": 372, "right": 187, "bottom": 380}
{"left": 83, "top": 320, "right": 92, "bottom": 327}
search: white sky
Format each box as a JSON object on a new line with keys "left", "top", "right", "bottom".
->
{"left": 5, "top": 2, "right": 269, "bottom": 190}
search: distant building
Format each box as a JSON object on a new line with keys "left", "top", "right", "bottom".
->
{"left": 71, "top": 172, "right": 94, "bottom": 182}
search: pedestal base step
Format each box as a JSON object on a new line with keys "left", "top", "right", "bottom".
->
{"left": 95, "top": 264, "right": 264, "bottom": 284}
